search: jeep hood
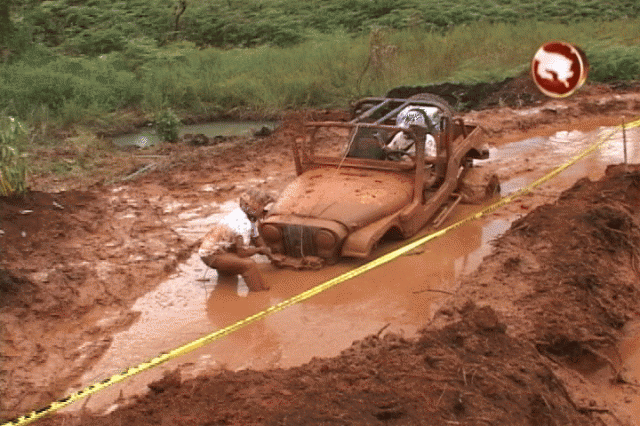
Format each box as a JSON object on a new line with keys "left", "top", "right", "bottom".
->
{"left": 269, "top": 167, "right": 413, "bottom": 229}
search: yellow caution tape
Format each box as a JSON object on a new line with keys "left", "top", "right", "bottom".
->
{"left": 4, "top": 118, "right": 639, "bottom": 426}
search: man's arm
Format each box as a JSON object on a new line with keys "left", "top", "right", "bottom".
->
{"left": 234, "top": 235, "right": 271, "bottom": 258}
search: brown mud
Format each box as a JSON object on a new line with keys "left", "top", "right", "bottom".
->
{"left": 2, "top": 78, "right": 640, "bottom": 425}
{"left": 30, "top": 165, "right": 640, "bottom": 426}
{"left": 42, "top": 305, "right": 594, "bottom": 426}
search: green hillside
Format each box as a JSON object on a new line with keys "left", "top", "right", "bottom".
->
{"left": 0, "top": 0, "right": 638, "bottom": 125}
{"left": 2, "top": 0, "right": 639, "bottom": 53}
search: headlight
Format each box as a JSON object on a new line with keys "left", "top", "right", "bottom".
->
{"left": 261, "top": 224, "right": 282, "bottom": 243}
{"left": 315, "top": 229, "right": 336, "bottom": 250}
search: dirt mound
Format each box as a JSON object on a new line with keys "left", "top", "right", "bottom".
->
{"left": 1, "top": 191, "right": 98, "bottom": 312}
{"left": 0, "top": 187, "right": 194, "bottom": 416}
{"left": 385, "top": 75, "right": 546, "bottom": 111}
{"left": 443, "top": 165, "right": 640, "bottom": 378}
{"left": 477, "top": 75, "right": 546, "bottom": 109}
{"left": 0, "top": 189, "right": 191, "bottom": 317}
{"left": 38, "top": 304, "right": 591, "bottom": 426}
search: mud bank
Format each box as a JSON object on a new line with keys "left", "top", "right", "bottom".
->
{"left": 39, "top": 305, "right": 593, "bottom": 426}
{"left": 436, "top": 164, "right": 640, "bottom": 425}
{"left": 0, "top": 190, "right": 195, "bottom": 416}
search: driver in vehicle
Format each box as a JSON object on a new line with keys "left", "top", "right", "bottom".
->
{"left": 199, "top": 189, "right": 274, "bottom": 292}
{"left": 384, "top": 106, "right": 439, "bottom": 160}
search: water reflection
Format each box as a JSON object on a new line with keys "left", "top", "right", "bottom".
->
{"left": 112, "top": 121, "right": 277, "bottom": 147}
{"left": 206, "top": 283, "right": 280, "bottom": 369}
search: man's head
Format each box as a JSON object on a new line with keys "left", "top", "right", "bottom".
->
{"left": 396, "top": 106, "right": 440, "bottom": 131}
{"left": 239, "top": 189, "right": 274, "bottom": 222}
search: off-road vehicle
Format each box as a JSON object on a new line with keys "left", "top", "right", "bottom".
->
{"left": 259, "top": 94, "right": 492, "bottom": 268}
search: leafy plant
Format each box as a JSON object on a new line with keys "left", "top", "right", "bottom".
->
{"left": 585, "top": 43, "right": 640, "bottom": 82}
{"left": 154, "top": 108, "right": 181, "bottom": 142}
{"left": 0, "top": 116, "right": 27, "bottom": 196}
{"left": 10, "top": 0, "right": 639, "bottom": 53}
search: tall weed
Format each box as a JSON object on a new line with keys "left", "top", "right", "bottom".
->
{"left": 585, "top": 44, "right": 640, "bottom": 82}
{"left": 0, "top": 116, "right": 27, "bottom": 196}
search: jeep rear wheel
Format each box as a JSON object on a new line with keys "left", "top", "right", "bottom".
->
{"left": 407, "top": 93, "right": 454, "bottom": 117}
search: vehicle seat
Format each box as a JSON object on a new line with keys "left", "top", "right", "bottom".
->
{"left": 346, "top": 128, "right": 387, "bottom": 160}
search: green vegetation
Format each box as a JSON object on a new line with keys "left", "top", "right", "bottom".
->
{"left": 5, "top": 0, "right": 639, "bottom": 53}
{"left": 0, "top": 116, "right": 27, "bottom": 196}
{"left": 0, "top": 0, "right": 637, "bottom": 139}
{"left": 154, "top": 108, "right": 181, "bottom": 142}
{"left": 1, "top": 19, "right": 638, "bottom": 126}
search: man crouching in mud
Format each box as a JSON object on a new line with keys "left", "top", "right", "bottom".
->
{"left": 199, "top": 189, "right": 274, "bottom": 292}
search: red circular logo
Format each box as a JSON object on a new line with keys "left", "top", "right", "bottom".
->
{"left": 531, "top": 42, "right": 589, "bottom": 98}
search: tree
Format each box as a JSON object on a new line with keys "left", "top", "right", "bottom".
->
{"left": 172, "top": 0, "right": 187, "bottom": 40}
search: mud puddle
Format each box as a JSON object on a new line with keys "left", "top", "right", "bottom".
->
{"left": 61, "top": 204, "right": 511, "bottom": 414}
{"left": 112, "top": 121, "right": 277, "bottom": 147}
{"left": 481, "top": 125, "right": 640, "bottom": 201}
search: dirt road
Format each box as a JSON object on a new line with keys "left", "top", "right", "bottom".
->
{"left": 2, "top": 79, "right": 640, "bottom": 425}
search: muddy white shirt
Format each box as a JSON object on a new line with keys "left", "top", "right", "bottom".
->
{"left": 387, "top": 132, "right": 437, "bottom": 157}
{"left": 198, "top": 207, "right": 255, "bottom": 257}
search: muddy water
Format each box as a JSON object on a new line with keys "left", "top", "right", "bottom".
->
{"left": 65, "top": 124, "right": 640, "bottom": 414}
{"left": 63, "top": 203, "right": 510, "bottom": 413}
{"left": 112, "top": 121, "right": 277, "bottom": 147}
{"left": 482, "top": 125, "right": 640, "bottom": 198}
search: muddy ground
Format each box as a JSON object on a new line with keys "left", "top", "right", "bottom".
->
{"left": 2, "top": 78, "right": 640, "bottom": 425}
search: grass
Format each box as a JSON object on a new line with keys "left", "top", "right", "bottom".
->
{"left": 0, "top": 18, "right": 638, "bottom": 147}
{"left": 14, "top": 0, "right": 640, "bottom": 53}
{"left": 1, "top": 0, "right": 638, "bottom": 190}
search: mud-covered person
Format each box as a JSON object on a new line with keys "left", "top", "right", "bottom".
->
{"left": 199, "top": 189, "right": 274, "bottom": 292}
{"left": 384, "top": 107, "right": 439, "bottom": 160}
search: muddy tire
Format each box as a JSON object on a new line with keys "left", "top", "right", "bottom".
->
{"left": 408, "top": 93, "right": 454, "bottom": 117}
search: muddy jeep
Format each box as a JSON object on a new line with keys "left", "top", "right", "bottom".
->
{"left": 259, "top": 94, "right": 490, "bottom": 268}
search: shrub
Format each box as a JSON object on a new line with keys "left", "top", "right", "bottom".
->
{"left": 585, "top": 44, "right": 640, "bottom": 82}
{"left": 154, "top": 108, "right": 181, "bottom": 142}
{"left": 0, "top": 116, "right": 27, "bottom": 196}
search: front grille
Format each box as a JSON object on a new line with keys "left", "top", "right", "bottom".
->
{"left": 282, "top": 225, "right": 317, "bottom": 258}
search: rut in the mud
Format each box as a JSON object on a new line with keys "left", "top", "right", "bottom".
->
{"left": 38, "top": 304, "right": 593, "bottom": 426}
{"left": 445, "top": 164, "right": 640, "bottom": 364}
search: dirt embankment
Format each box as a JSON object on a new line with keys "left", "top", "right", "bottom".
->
{"left": 437, "top": 164, "right": 640, "bottom": 425}
{"left": 39, "top": 305, "right": 593, "bottom": 426}
{"left": 0, "top": 190, "right": 195, "bottom": 414}
{"left": 442, "top": 164, "right": 640, "bottom": 352}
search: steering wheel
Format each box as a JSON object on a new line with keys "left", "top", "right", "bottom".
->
{"left": 383, "top": 129, "right": 417, "bottom": 161}
{"left": 382, "top": 148, "right": 410, "bottom": 161}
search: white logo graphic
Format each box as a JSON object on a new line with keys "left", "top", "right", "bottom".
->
{"left": 534, "top": 49, "right": 574, "bottom": 88}
{"left": 531, "top": 42, "right": 589, "bottom": 98}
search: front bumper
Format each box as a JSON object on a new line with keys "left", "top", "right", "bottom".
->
{"left": 259, "top": 215, "right": 349, "bottom": 264}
